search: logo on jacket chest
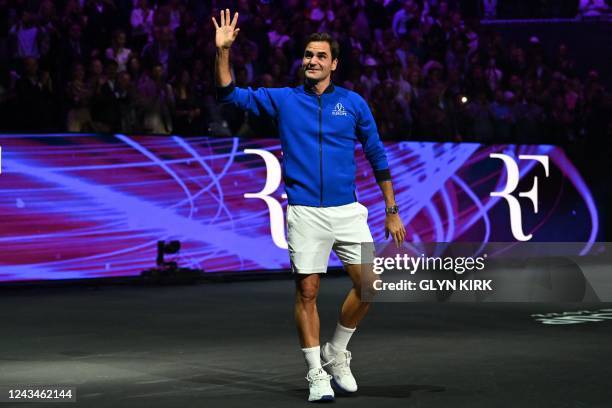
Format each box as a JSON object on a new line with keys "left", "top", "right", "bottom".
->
{"left": 332, "top": 102, "right": 348, "bottom": 116}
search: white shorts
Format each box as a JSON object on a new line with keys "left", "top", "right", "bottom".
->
{"left": 286, "top": 202, "right": 374, "bottom": 274}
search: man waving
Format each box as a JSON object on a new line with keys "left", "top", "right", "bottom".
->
{"left": 213, "top": 9, "right": 406, "bottom": 402}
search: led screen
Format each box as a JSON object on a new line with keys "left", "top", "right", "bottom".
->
{"left": 0, "top": 134, "right": 598, "bottom": 282}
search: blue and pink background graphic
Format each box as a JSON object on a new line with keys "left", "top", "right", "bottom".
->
{"left": 0, "top": 134, "right": 599, "bottom": 282}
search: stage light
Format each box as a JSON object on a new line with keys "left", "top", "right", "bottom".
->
{"left": 156, "top": 240, "right": 181, "bottom": 266}
{"left": 141, "top": 240, "right": 203, "bottom": 284}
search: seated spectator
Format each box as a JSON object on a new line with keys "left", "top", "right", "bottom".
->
{"left": 66, "top": 62, "right": 92, "bottom": 132}
{"left": 360, "top": 56, "right": 381, "bottom": 100}
{"left": 483, "top": 0, "right": 498, "bottom": 19}
{"left": 61, "top": 0, "right": 87, "bottom": 29}
{"left": 37, "top": 0, "right": 59, "bottom": 60}
{"left": 175, "top": 10, "right": 198, "bottom": 65}
{"left": 9, "top": 10, "right": 47, "bottom": 59}
{"left": 465, "top": 91, "right": 495, "bottom": 142}
{"left": 167, "top": 0, "right": 183, "bottom": 31}
{"left": 484, "top": 57, "right": 503, "bottom": 91}
{"left": 106, "top": 29, "right": 132, "bottom": 72}
{"left": 309, "top": 0, "right": 335, "bottom": 29}
{"left": 392, "top": 0, "right": 419, "bottom": 39}
{"left": 578, "top": 0, "right": 611, "bottom": 18}
{"left": 130, "top": 0, "right": 155, "bottom": 51}
{"left": 389, "top": 63, "right": 413, "bottom": 103}
{"left": 422, "top": 60, "right": 444, "bottom": 88}
{"left": 267, "top": 18, "right": 290, "bottom": 49}
{"left": 137, "top": 62, "right": 174, "bottom": 134}
{"left": 526, "top": 49, "right": 551, "bottom": 85}
{"left": 418, "top": 82, "right": 459, "bottom": 141}
{"left": 115, "top": 71, "right": 139, "bottom": 133}
{"left": 127, "top": 55, "right": 144, "bottom": 84}
{"left": 172, "top": 69, "right": 201, "bottom": 135}
{"left": 87, "top": 57, "right": 104, "bottom": 90}
{"left": 83, "top": 0, "right": 117, "bottom": 52}
{"left": 141, "top": 26, "right": 177, "bottom": 78}
{"left": 555, "top": 44, "right": 577, "bottom": 78}
{"left": 59, "top": 23, "right": 89, "bottom": 69}
{"left": 407, "top": 68, "right": 424, "bottom": 107}
{"left": 91, "top": 60, "right": 120, "bottom": 132}
{"left": 490, "top": 89, "right": 515, "bottom": 142}
{"left": 383, "top": 78, "right": 413, "bottom": 139}
{"left": 241, "top": 41, "right": 261, "bottom": 85}
{"left": 15, "top": 57, "right": 55, "bottom": 130}
{"left": 514, "top": 90, "right": 544, "bottom": 144}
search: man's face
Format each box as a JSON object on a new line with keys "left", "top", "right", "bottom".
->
{"left": 118, "top": 72, "right": 131, "bottom": 89}
{"left": 117, "top": 32, "right": 126, "bottom": 47}
{"left": 159, "top": 28, "right": 172, "bottom": 46}
{"left": 105, "top": 63, "right": 118, "bottom": 79}
{"left": 69, "top": 24, "right": 81, "bottom": 39}
{"left": 152, "top": 66, "right": 163, "bottom": 80}
{"left": 24, "top": 57, "right": 38, "bottom": 76}
{"left": 91, "top": 59, "right": 103, "bottom": 75}
{"left": 22, "top": 11, "right": 33, "bottom": 26}
{"left": 302, "top": 41, "right": 337, "bottom": 83}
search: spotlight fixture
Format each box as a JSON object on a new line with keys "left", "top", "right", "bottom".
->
{"left": 141, "top": 240, "right": 204, "bottom": 284}
{"left": 157, "top": 240, "right": 181, "bottom": 267}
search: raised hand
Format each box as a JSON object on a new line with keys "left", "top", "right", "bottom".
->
{"left": 212, "top": 9, "right": 240, "bottom": 49}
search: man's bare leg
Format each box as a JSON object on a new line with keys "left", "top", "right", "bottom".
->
{"left": 319, "top": 263, "right": 374, "bottom": 393}
{"left": 295, "top": 273, "right": 322, "bottom": 347}
{"left": 338, "top": 263, "right": 372, "bottom": 328}
{"left": 295, "top": 273, "right": 335, "bottom": 401}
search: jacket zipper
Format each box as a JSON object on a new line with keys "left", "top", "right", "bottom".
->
{"left": 317, "top": 95, "right": 323, "bottom": 207}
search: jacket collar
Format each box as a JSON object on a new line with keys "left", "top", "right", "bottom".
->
{"left": 303, "top": 80, "right": 335, "bottom": 95}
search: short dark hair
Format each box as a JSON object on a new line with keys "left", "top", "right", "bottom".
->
{"left": 304, "top": 32, "right": 340, "bottom": 60}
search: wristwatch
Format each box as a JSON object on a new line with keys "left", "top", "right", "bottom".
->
{"left": 385, "top": 205, "right": 399, "bottom": 215}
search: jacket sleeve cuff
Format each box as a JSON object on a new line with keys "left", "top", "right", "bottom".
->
{"left": 374, "top": 169, "right": 391, "bottom": 182}
{"left": 216, "top": 82, "right": 235, "bottom": 101}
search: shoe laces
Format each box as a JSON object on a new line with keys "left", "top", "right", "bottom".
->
{"left": 306, "top": 368, "right": 332, "bottom": 384}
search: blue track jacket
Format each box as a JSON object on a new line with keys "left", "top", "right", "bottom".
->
{"left": 217, "top": 82, "right": 391, "bottom": 207}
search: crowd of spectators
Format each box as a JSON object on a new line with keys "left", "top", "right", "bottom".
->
{"left": 482, "top": 0, "right": 612, "bottom": 20}
{"left": 0, "top": 0, "right": 609, "bottom": 145}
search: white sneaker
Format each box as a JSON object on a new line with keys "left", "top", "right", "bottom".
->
{"left": 305, "top": 367, "right": 335, "bottom": 402}
{"left": 321, "top": 343, "right": 358, "bottom": 393}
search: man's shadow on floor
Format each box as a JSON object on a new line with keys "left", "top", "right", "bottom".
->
{"left": 185, "top": 367, "right": 445, "bottom": 400}
{"left": 340, "top": 384, "right": 445, "bottom": 398}
{"left": 287, "top": 384, "right": 445, "bottom": 399}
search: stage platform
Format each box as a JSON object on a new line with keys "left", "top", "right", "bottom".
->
{"left": 1, "top": 275, "right": 611, "bottom": 407}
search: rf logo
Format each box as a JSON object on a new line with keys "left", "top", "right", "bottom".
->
{"left": 490, "top": 153, "right": 549, "bottom": 241}
{"left": 242, "top": 149, "right": 288, "bottom": 249}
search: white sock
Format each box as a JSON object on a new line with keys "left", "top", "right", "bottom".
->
{"left": 302, "top": 346, "right": 322, "bottom": 371}
{"left": 328, "top": 322, "right": 356, "bottom": 352}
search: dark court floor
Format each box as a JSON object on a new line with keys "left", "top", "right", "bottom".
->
{"left": 1, "top": 275, "right": 611, "bottom": 408}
